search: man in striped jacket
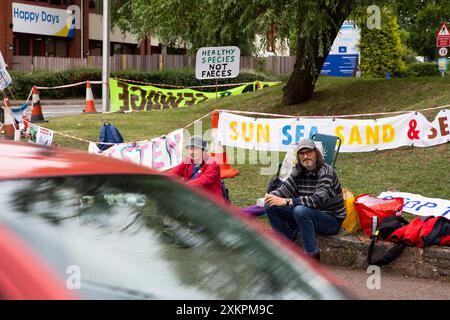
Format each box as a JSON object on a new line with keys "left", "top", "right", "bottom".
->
{"left": 264, "top": 138, "right": 346, "bottom": 261}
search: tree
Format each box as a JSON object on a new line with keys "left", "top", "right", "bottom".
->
{"left": 111, "top": 0, "right": 385, "bottom": 106}
{"left": 390, "top": 0, "right": 450, "bottom": 59}
{"left": 408, "top": 3, "right": 450, "bottom": 59}
{"left": 359, "top": 8, "right": 406, "bottom": 77}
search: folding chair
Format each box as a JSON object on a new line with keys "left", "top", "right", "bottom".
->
{"left": 311, "top": 133, "right": 342, "bottom": 168}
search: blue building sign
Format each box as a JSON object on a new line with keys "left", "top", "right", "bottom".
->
{"left": 321, "top": 21, "right": 360, "bottom": 77}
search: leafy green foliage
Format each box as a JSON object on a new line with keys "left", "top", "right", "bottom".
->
{"left": 409, "top": 3, "right": 450, "bottom": 58}
{"left": 391, "top": 0, "right": 450, "bottom": 59}
{"left": 111, "top": 0, "right": 394, "bottom": 104}
{"left": 408, "top": 62, "right": 439, "bottom": 77}
{"left": 360, "top": 9, "right": 406, "bottom": 77}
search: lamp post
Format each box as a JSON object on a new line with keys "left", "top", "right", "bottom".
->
{"left": 102, "top": 0, "right": 110, "bottom": 112}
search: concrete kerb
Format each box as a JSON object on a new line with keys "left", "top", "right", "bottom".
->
{"left": 297, "top": 232, "right": 450, "bottom": 281}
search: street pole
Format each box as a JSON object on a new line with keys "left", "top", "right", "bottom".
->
{"left": 102, "top": 0, "right": 110, "bottom": 113}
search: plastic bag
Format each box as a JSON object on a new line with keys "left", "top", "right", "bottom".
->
{"left": 354, "top": 194, "right": 404, "bottom": 237}
{"left": 341, "top": 188, "right": 360, "bottom": 234}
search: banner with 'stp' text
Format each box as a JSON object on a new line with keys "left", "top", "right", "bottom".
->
{"left": 379, "top": 191, "right": 450, "bottom": 217}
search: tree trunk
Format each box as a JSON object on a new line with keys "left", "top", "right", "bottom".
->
{"left": 282, "top": 2, "right": 354, "bottom": 106}
{"left": 282, "top": 38, "right": 328, "bottom": 105}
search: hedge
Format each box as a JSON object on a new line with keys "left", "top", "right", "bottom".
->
{"left": 2, "top": 68, "right": 274, "bottom": 100}
{"left": 407, "top": 62, "right": 439, "bottom": 77}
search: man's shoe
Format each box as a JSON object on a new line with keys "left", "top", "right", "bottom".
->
{"left": 311, "top": 252, "right": 321, "bottom": 262}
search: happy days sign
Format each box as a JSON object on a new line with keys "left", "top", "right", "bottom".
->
{"left": 217, "top": 109, "right": 450, "bottom": 152}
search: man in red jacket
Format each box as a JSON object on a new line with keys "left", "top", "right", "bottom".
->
{"left": 170, "top": 136, "right": 223, "bottom": 200}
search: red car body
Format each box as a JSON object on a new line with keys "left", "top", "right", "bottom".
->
{"left": 0, "top": 141, "right": 349, "bottom": 300}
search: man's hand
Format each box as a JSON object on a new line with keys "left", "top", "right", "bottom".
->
{"left": 265, "top": 194, "right": 286, "bottom": 207}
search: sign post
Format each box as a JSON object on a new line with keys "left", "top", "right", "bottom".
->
{"left": 438, "top": 57, "right": 448, "bottom": 77}
{"left": 437, "top": 23, "right": 450, "bottom": 78}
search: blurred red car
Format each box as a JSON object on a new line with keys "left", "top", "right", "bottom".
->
{"left": 0, "top": 141, "right": 349, "bottom": 300}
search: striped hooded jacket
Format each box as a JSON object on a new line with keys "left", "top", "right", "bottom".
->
{"left": 271, "top": 162, "right": 347, "bottom": 222}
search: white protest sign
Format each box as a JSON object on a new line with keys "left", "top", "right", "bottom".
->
{"left": 216, "top": 110, "right": 443, "bottom": 153}
{"left": 0, "top": 51, "right": 12, "bottom": 90}
{"left": 379, "top": 191, "right": 450, "bottom": 218}
{"left": 195, "top": 46, "right": 240, "bottom": 79}
{"left": 28, "top": 124, "right": 54, "bottom": 146}
{"left": 89, "top": 129, "right": 184, "bottom": 171}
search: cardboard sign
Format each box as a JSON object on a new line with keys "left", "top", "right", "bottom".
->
{"left": 195, "top": 46, "right": 240, "bottom": 79}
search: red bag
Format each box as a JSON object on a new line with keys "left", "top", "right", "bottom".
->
{"left": 354, "top": 194, "right": 404, "bottom": 237}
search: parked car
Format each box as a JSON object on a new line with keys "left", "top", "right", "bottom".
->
{"left": 0, "top": 141, "right": 349, "bottom": 300}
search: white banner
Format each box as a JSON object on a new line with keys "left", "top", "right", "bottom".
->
{"left": 0, "top": 51, "right": 12, "bottom": 90}
{"left": 217, "top": 110, "right": 449, "bottom": 152}
{"left": 89, "top": 129, "right": 184, "bottom": 172}
{"left": 379, "top": 191, "right": 450, "bottom": 217}
{"left": 12, "top": 2, "right": 79, "bottom": 38}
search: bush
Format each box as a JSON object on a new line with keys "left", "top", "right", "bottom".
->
{"left": 360, "top": 9, "right": 406, "bottom": 78}
{"left": 3, "top": 68, "right": 274, "bottom": 99}
{"left": 408, "top": 62, "right": 439, "bottom": 77}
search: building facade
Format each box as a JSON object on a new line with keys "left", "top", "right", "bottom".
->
{"left": 0, "top": 0, "right": 185, "bottom": 69}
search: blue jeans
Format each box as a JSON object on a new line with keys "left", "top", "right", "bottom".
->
{"left": 265, "top": 204, "right": 341, "bottom": 255}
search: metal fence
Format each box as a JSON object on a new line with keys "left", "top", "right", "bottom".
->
{"left": 11, "top": 54, "right": 296, "bottom": 75}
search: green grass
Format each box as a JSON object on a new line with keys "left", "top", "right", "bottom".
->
{"left": 44, "top": 76, "right": 450, "bottom": 207}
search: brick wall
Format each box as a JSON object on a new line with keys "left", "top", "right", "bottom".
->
{"left": 0, "top": 0, "right": 13, "bottom": 68}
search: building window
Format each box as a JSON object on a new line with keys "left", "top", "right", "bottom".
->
{"left": 33, "top": 37, "right": 45, "bottom": 56}
{"left": 89, "top": 40, "right": 102, "bottom": 56}
{"left": 13, "top": 33, "right": 69, "bottom": 57}
{"left": 14, "top": 35, "right": 30, "bottom": 56}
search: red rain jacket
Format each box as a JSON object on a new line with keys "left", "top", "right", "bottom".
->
{"left": 170, "top": 155, "right": 223, "bottom": 201}
{"left": 389, "top": 216, "right": 450, "bottom": 248}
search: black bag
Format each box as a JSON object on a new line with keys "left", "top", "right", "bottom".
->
{"left": 267, "top": 177, "right": 283, "bottom": 193}
{"left": 367, "top": 216, "right": 409, "bottom": 266}
{"left": 221, "top": 179, "right": 231, "bottom": 202}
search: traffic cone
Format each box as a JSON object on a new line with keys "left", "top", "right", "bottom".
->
{"left": 30, "top": 86, "right": 47, "bottom": 123}
{"left": 210, "top": 110, "right": 239, "bottom": 179}
{"left": 2, "top": 97, "right": 17, "bottom": 139}
{"left": 83, "top": 80, "right": 98, "bottom": 113}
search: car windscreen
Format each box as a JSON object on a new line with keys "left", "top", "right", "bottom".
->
{"left": 0, "top": 174, "right": 344, "bottom": 300}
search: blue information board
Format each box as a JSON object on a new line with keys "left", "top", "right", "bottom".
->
{"left": 320, "top": 54, "right": 359, "bottom": 77}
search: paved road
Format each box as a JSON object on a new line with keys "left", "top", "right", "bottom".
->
{"left": 11, "top": 99, "right": 97, "bottom": 118}
{"left": 328, "top": 265, "right": 450, "bottom": 300}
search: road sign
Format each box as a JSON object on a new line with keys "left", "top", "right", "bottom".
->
{"left": 438, "top": 57, "right": 448, "bottom": 71}
{"left": 195, "top": 46, "right": 240, "bottom": 80}
{"left": 439, "top": 47, "right": 448, "bottom": 57}
{"left": 437, "top": 22, "right": 450, "bottom": 47}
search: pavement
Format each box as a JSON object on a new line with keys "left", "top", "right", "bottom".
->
{"left": 329, "top": 265, "right": 450, "bottom": 299}
{"left": 299, "top": 232, "right": 450, "bottom": 281}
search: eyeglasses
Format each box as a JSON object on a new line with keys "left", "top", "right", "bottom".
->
{"left": 298, "top": 149, "right": 314, "bottom": 157}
